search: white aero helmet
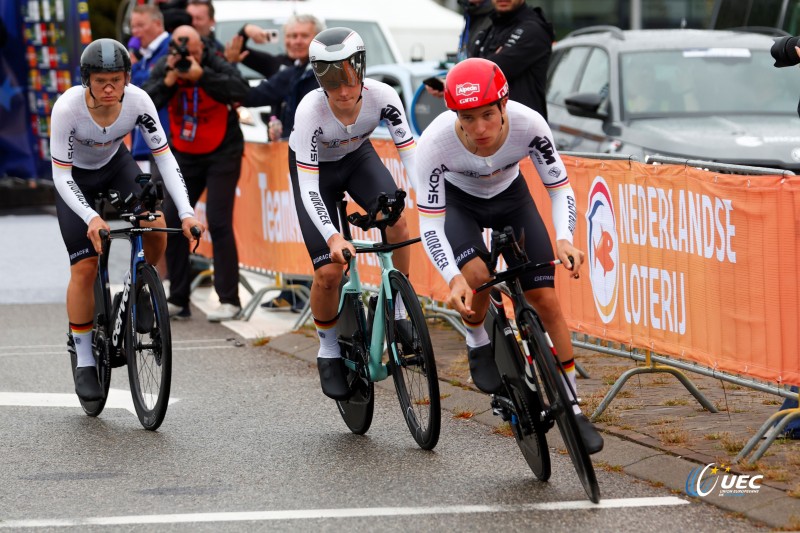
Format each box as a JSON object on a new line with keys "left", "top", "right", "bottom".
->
{"left": 309, "top": 27, "right": 366, "bottom": 90}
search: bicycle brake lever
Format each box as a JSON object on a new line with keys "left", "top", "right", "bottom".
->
{"left": 342, "top": 248, "right": 353, "bottom": 276}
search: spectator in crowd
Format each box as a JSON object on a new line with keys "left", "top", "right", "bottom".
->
{"left": 142, "top": 25, "right": 250, "bottom": 321}
{"left": 157, "top": 0, "right": 192, "bottom": 33}
{"left": 456, "top": 0, "right": 494, "bottom": 61}
{"left": 468, "top": 0, "right": 554, "bottom": 119}
{"left": 224, "top": 23, "right": 292, "bottom": 79}
{"left": 129, "top": 4, "right": 172, "bottom": 174}
{"left": 186, "top": 0, "right": 224, "bottom": 56}
{"left": 238, "top": 14, "right": 324, "bottom": 312}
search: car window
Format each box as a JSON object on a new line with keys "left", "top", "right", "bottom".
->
{"left": 216, "top": 19, "right": 396, "bottom": 80}
{"left": 620, "top": 49, "right": 798, "bottom": 118}
{"left": 546, "top": 46, "right": 591, "bottom": 105}
{"left": 577, "top": 47, "right": 610, "bottom": 113}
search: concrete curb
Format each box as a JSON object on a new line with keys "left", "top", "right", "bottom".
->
{"left": 262, "top": 331, "right": 796, "bottom": 530}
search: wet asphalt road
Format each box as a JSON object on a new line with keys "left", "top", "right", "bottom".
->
{"left": 0, "top": 209, "right": 764, "bottom": 531}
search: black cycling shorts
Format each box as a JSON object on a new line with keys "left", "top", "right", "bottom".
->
{"left": 56, "top": 145, "right": 144, "bottom": 265}
{"left": 444, "top": 174, "right": 555, "bottom": 291}
{"left": 290, "top": 141, "right": 399, "bottom": 269}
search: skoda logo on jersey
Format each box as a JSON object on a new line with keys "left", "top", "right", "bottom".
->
{"left": 586, "top": 176, "right": 619, "bottom": 324}
{"left": 456, "top": 82, "right": 479, "bottom": 96}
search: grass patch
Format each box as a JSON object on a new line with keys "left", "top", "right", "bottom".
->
{"left": 439, "top": 393, "right": 451, "bottom": 400}
{"left": 788, "top": 487, "right": 800, "bottom": 499}
{"left": 413, "top": 397, "right": 431, "bottom": 406}
{"left": 762, "top": 398, "right": 782, "bottom": 406}
{"left": 595, "top": 461, "right": 623, "bottom": 473}
{"left": 649, "top": 417, "right": 677, "bottom": 427}
{"left": 704, "top": 432, "right": 723, "bottom": 440}
{"left": 453, "top": 409, "right": 475, "bottom": 420}
{"left": 662, "top": 398, "right": 689, "bottom": 406}
{"left": 251, "top": 336, "right": 271, "bottom": 347}
{"left": 719, "top": 433, "right": 745, "bottom": 454}
{"left": 658, "top": 425, "right": 689, "bottom": 445}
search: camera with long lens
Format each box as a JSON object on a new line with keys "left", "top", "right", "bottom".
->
{"left": 771, "top": 35, "right": 800, "bottom": 68}
{"left": 170, "top": 36, "right": 192, "bottom": 73}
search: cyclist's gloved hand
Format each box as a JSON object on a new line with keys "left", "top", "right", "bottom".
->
{"left": 86, "top": 215, "right": 111, "bottom": 254}
{"left": 447, "top": 274, "right": 475, "bottom": 319}
{"left": 181, "top": 217, "right": 205, "bottom": 242}
{"left": 556, "top": 239, "right": 584, "bottom": 280}
{"left": 327, "top": 233, "right": 356, "bottom": 265}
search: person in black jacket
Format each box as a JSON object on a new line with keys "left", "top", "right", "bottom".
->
{"left": 225, "top": 15, "right": 324, "bottom": 81}
{"left": 237, "top": 14, "right": 324, "bottom": 313}
{"left": 469, "top": 0, "right": 554, "bottom": 119}
{"left": 239, "top": 14, "right": 324, "bottom": 141}
{"left": 143, "top": 25, "right": 250, "bottom": 322}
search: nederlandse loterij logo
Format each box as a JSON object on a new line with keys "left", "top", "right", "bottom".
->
{"left": 685, "top": 463, "right": 763, "bottom": 498}
{"left": 586, "top": 176, "right": 619, "bottom": 324}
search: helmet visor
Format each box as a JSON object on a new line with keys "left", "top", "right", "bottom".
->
{"left": 312, "top": 60, "right": 360, "bottom": 90}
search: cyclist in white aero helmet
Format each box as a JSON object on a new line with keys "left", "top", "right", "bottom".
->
{"left": 289, "top": 27, "right": 419, "bottom": 400}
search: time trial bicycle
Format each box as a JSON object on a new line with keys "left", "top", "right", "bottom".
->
{"left": 335, "top": 190, "right": 441, "bottom": 450}
{"left": 68, "top": 174, "right": 200, "bottom": 430}
{"left": 476, "top": 226, "right": 600, "bottom": 503}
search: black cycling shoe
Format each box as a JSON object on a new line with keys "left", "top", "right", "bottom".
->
{"left": 575, "top": 413, "right": 604, "bottom": 454}
{"left": 317, "top": 357, "right": 351, "bottom": 400}
{"left": 467, "top": 344, "right": 503, "bottom": 395}
{"left": 136, "top": 291, "right": 154, "bottom": 333}
{"left": 395, "top": 318, "right": 415, "bottom": 354}
{"left": 74, "top": 367, "right": 103, "bottom": 401}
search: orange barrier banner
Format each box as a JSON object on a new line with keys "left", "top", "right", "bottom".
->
{"left": 534, "top": 156, "right": 800, "bottom": 387}
{"left": 205, "top": 140, "right": 800, "bottom": 386}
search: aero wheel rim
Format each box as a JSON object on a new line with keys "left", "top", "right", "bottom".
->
{"left": 134, "top": 289, "right": 162, "bottom": 411}
{"left": 394, "top": 325, "right": 433, "bottom": 433}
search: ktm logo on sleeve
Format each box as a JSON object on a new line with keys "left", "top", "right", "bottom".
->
{"left": 136, "top": 113, "right": 158, "bottom": 134}
{"left": 529, "top": 136, "right": 556, "bottom": 165}
{"left": 380, "top": 105, "right": 403, "bottom": 126}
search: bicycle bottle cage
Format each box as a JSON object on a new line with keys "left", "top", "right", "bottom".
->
{"left": 346, "top": 189, "right": 407, "bottom": 232}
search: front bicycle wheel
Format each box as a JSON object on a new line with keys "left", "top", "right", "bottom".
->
{"left": 486, "top": 301, "right": 550, "bottom": 480}
{"left": 336, "top": 291, "right": 374, "bottom": 435}
{"left": 520, "top": 309, "right": 599, "bottom": 503}
{"left": 126, "top": 263, "right": 172, "bottom": 431}
{"left": 385, "top": 271, "right": 440, "bottom": 450}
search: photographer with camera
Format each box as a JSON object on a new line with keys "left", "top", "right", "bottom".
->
{"left": 771, "top": 35, "right": 800, "bottom": 117}
{"left": 142, "top": 25, "right": 250, "bottom": 322}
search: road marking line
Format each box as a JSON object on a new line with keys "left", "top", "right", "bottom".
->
{"left": 0, "top": 389, "right": 178, "bottom": 415}
{"left": 0, "top": 346, "right": 235, "bottom": 357}
{"left": 0, "top": 497, "right": 688, "bottom": 527}
{"left": 0, "top": 339, "right": 238, "bottom": 350}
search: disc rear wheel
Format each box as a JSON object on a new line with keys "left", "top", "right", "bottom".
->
{"left": 336, "top": 292, "right": 374, "bottom": 435}
{"left": 486, "top": 301, "right": 550, "bottom": 480}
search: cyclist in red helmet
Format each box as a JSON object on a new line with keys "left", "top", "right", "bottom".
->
{"left": 416, "top": 58, "right": 603, "bottom": 454}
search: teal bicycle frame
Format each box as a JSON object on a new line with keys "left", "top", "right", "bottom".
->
{"left": 337, "top": 196, "right": 421, "bottom": 384}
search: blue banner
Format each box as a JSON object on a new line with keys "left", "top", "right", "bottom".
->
{"left": 0, "top": 0, "right": 37, "bottom": 179}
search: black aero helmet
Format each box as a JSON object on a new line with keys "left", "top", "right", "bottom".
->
{"left": 80, "top": 38, "right": 131, "bottom": 87}
{"left": 309, "top": 27, "right": 366, "bottom": 90}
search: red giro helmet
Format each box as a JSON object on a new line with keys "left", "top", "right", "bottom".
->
{"left": 444, "top": 58, "right": 509, "bottom": 111}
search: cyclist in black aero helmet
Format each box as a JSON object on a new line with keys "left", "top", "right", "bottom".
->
{"left": 80, "top": 38, "right": 133, "bottom": 104}
{"left": 50, "top": 38, "right": 203, "bottom": 401}
{"left": 289, "top": 27, "right": 420, "bottom": 400}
